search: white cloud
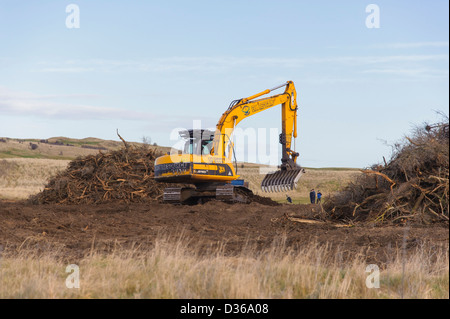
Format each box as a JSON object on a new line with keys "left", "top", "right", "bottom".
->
{"left": 362, "top": 68, "right": 449, "bottom": 78}
{"left": 0, "top": 86, "right": 155, "bottom": 120}
{"left": 33, "top": 54, "right": 449, "bottom": 74}
{"left": 370, "top": 42, "right": 449, "bottom": 49}
{"left": 38, "top": 67, "right": 96, "bottom": 73}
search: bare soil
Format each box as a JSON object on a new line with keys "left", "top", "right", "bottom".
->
{"left": 1, "top": 200, "right": 447, "bottom": 265}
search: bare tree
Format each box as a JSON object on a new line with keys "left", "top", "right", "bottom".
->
{"left": 142, "top": 136, "right": 152, "bottom": 145}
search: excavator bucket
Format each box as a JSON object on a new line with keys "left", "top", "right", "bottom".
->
{"left": 261, "top": 168, "right": 305, "bottom": 192}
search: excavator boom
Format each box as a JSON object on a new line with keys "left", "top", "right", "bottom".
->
{"left": 212, "top": 81, "right": 304, "bottom": 192}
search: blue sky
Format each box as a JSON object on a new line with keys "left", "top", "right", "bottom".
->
{"left": 0, "top": 0, "right": 448, "bottom": 168}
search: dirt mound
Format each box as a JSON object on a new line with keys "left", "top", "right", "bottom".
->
{"left": 324, "top": 117, "right": 449, "bottom": 224}
{"left": 30, "top": 145, "right": 168, "bottom": 204}
{"left": 235, "top": 188, "right": 280, "bottom": 206}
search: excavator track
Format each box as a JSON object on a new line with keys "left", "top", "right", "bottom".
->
{"left": 163, "top": 185, "right": 251, "bottom": 204}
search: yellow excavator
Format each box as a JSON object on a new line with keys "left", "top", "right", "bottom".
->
{"left": 154, "top": 81, "right": 305, "bottom": 203}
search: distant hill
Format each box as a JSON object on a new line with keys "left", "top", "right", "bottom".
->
{"left": 0, "top": 136, "right": 171, "bottom": 160}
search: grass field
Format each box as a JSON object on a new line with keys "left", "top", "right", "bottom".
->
{"left": 237, "top": 163, "right": 361, "bottom": 203}
{"left": 1, "top": 136, "right": 359, "bottom": 202}
{"left": 0, "top": 158, "right": 70, "bottom": 200}
{"left": 1, "top": 236, "right": 447, "bottom": 299}
{"left": 0, "top": 156, "right": 360, "bottom": 202}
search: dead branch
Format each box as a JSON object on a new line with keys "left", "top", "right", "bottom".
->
{"left": 361, "top": 170, "right": 396, "bottom": 188}
{"left": 116, "top": 129, "right": 129, "bottom": 151}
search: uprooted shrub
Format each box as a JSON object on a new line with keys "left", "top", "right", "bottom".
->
{"left": 324, "top": 116, "right": 449, "bottom": 224}
{"left": 29, "top": 145, "right": 169, "bottom": 204}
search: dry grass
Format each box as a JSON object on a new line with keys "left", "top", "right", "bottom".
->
{"left": 0, "top": 235, "right": 447, "bottom": 299}
{"left": 0, "top": 158, "right": 70, "bottom": 199}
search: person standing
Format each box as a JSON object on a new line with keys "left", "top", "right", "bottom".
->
{"left": 286, "top": 194, "right": 292, "bottom": 204}
{"left": 309, "top": 189, "right": 316, "bottom": 204}
{"left": 316, "top": 190, "right": 322, "bottom": 204}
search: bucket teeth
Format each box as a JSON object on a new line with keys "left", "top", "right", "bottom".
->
{"left": 261, "top": 168, "right": 304, "bottom": 193}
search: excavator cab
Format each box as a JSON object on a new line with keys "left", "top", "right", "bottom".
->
{"left": 155, "top": 129, "right": 244, "bottom": 203}
{"left": 179, "top": 129, "right": 214, "bottom": 156}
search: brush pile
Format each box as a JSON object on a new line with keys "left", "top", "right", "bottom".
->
{"left": 29, "top": 140, "right": 276, "bottom": 206}
{"left": 30, "top": 145, "right": 168, "bottom": 204}
{"left": 324, "top": 117, "right": 449, "bottom": 224}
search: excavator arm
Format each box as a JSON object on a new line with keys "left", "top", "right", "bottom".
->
{"left": 211, "top": 81, "right": 304, "bottom": 191}
{"left": 212, "top": 82, "right": 297, "bottom": 161}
